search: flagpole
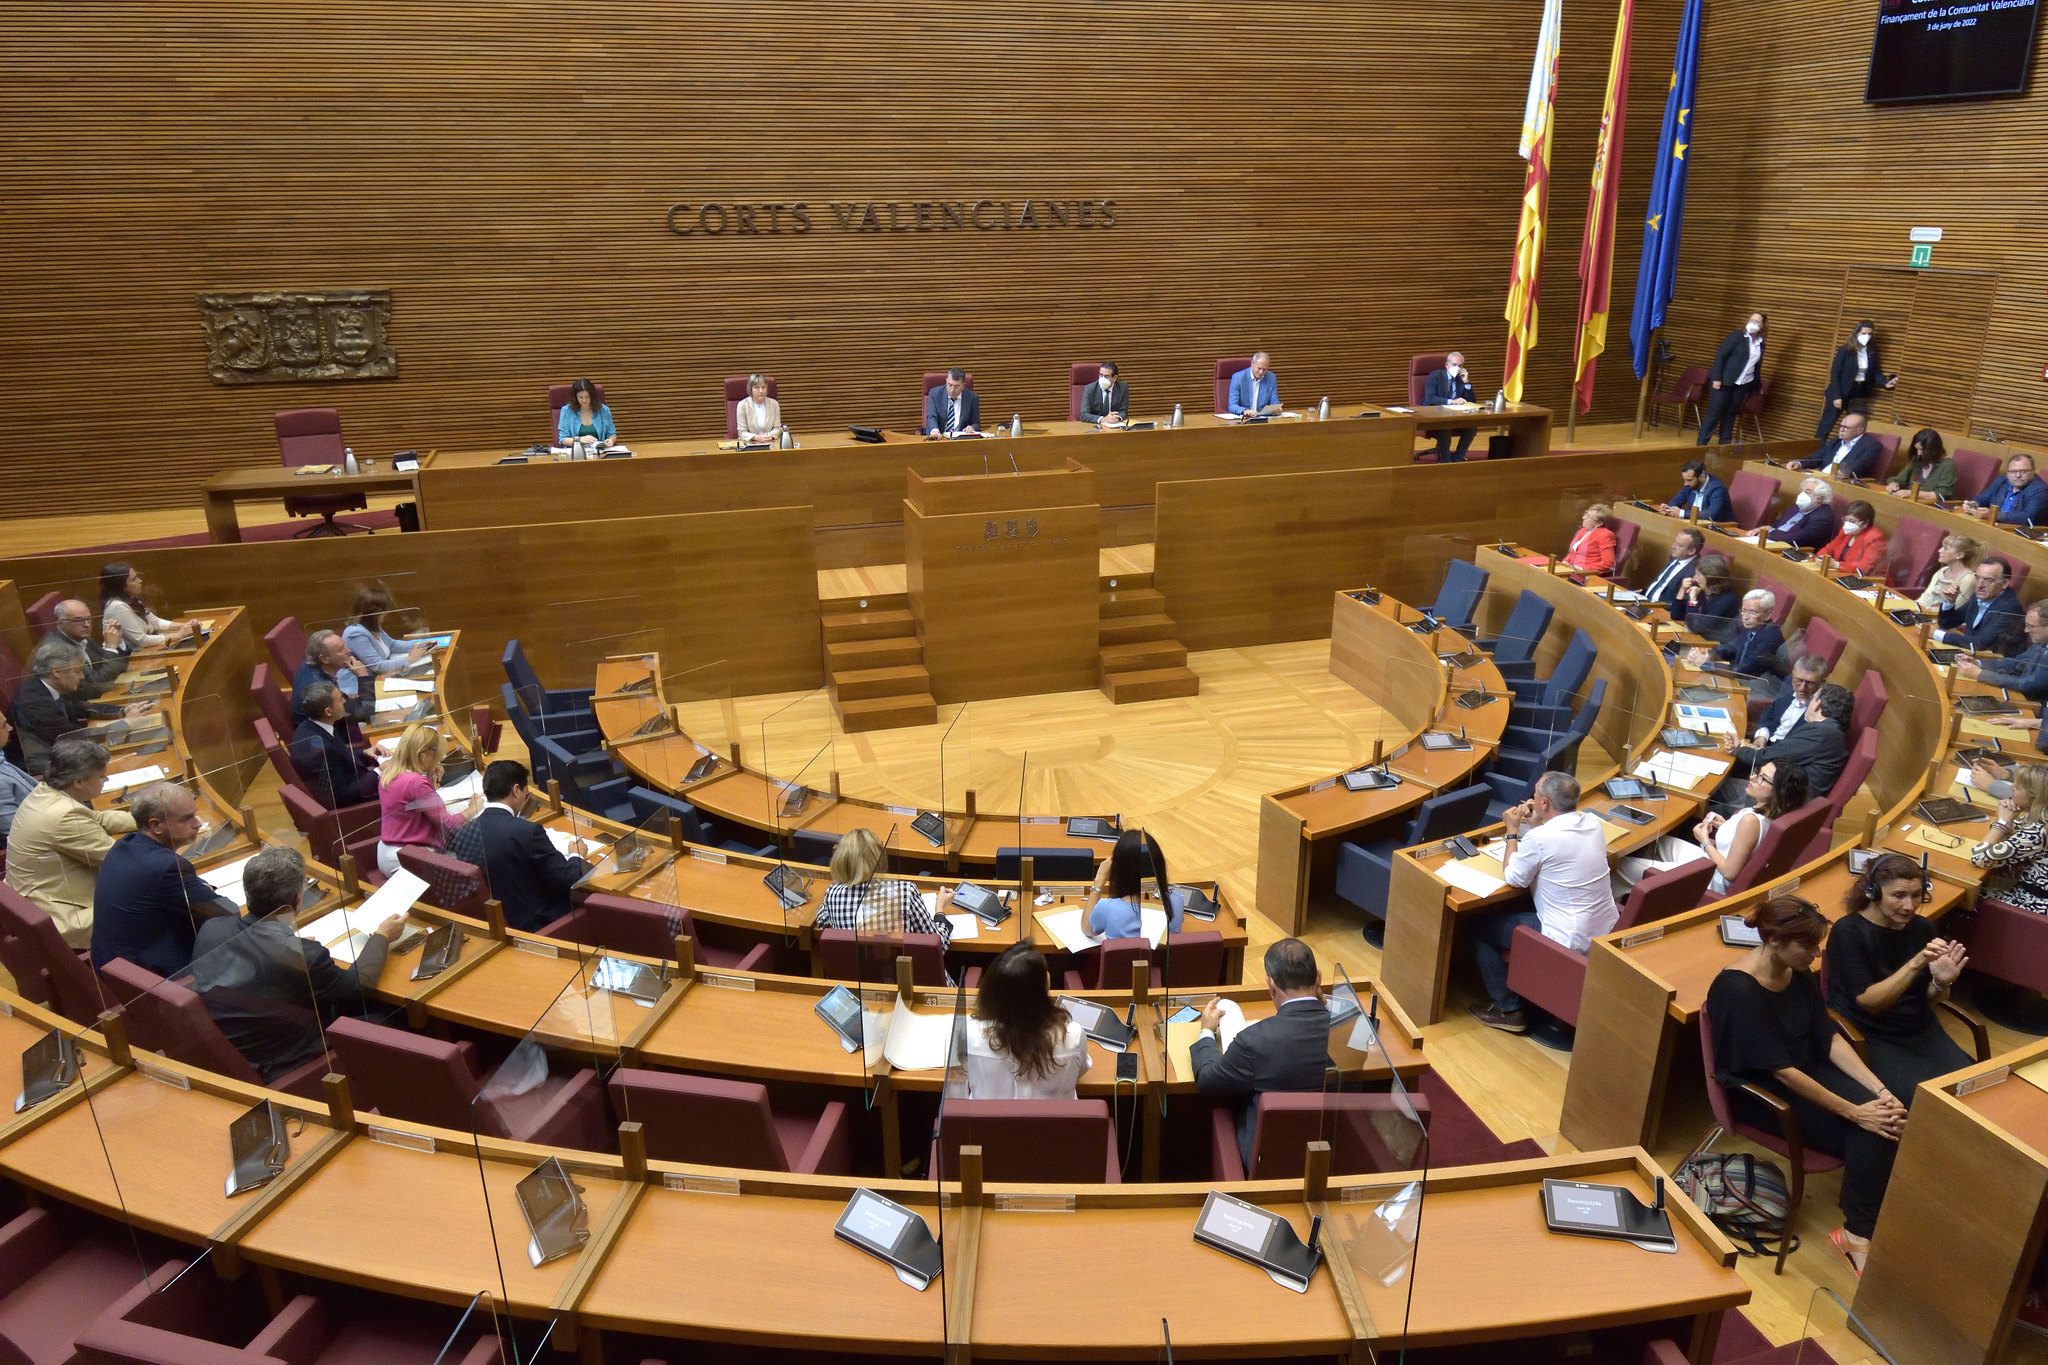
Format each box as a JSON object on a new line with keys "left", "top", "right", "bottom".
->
{"left": 1633, "top": 328, "right": 1659, "bottom": 439}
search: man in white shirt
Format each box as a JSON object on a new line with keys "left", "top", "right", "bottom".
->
{"left": 1469, "top": 772, "right": 1619, "bottom": 1033}
{"left": 1751, "top": 655, "right": 1827, "bottom": 747}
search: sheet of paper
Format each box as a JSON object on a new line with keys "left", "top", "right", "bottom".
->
{"left": 1216, "top": 998, "right": 1248, "bottom": 1053}
{"left": 381, "top": 678, "right": 435, "bottom": 694}
{"left": 920, "top": 892, "right": 938, "bottom": 915}
{"left": 1165, "top": 1020, "right": 1201, "bottom": 1082}
{"left": 1139, "top": 906, "right": 1168, "bottom": 949}
{"left": 1035, "top": 907, "right": 1096, "bottom": 953}
{"left": 437, "top": 772, "right": 484, "bottom": 805}
{"left": 1438, "top": 860, "right": 1508, "bottom": 898}
{"left": 545, "top": 827, "right": 599, "bottom": 860}
{"left": 944, "top": 912, "right": 979, "bottom": 941}
{"left": 860, "top": 1007, "right": 894, "bottom": 1068}
{"left": 1385, "top": 405, "right": 1413, "bottom": 414}
{"left": 359, "top": 867, "right": 430, "bottom": 923}
{"left": 102, "top": 765, "right": 167, "bottom": 792}
{"left": 199, "top": 853, "right": 258, "bottom": 905}
{"left": 1674, "top": 704, "right": 1736, "bottom": 736}
{"left": 881, "top": 999, "right": 961, "bottom": 1072}
{"left": 374, "top": 695, "right": 412, "bottom": 713}
{"left": 2017, "top": 1055, "right": 2048, "bottom": 1095}
{"left": 1900, "top": 822, "right": 1971, "bottom": 857}
{"left": 298, "top": 906, "right": 373, "bottom": 962}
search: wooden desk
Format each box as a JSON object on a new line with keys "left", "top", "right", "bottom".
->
{"left": 1857, "top": 1041, "right": 2048, "bottom": 1365}
{"left": 201, "top": 466, "right": 419, "bottom": 543}
{"left": 1404, "top": 401, "right": 1552, "bottom": 461}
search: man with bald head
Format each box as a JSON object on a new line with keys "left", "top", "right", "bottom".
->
{"left": 90, "top": 781, "right": 236, "bottom": 976}
{"left": 1227, "top": 351, "right": 1279, "bottom": 417}
{"left": 46, "top": 598, "right": 128, "bottom": 700}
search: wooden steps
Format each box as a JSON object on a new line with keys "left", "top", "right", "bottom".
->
{"left": 821, "top": 607, "right": 916, "bottom": 643}
{"left": 831, "top": 663, "right": 931, "bottom": 700}
{"left": 827, "top": 637, "right": 925, "bottom": 671}
{"left": 1096, "top": 576, "right": 1198, "bottom": 703}
{"left": 836, "top": 692, "right": 938, "bottom": 732}
{"left": 823, "top": 594, "right": 932, "bottom": 732}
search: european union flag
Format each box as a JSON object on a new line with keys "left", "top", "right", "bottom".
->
{"left": 1629, "top": 0, "right": 1703, "bottom": 379}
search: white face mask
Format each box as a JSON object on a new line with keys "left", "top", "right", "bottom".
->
{"left": 1842, "top": 521, "right": 1864, "bottom": 536}
{"left": 1745, "top": 322, "right": 1761, "bottom": 336}
{"left": 1100, "top": 377, "right": 1113, "bottom": 390}
{"left": 1795, "top": 492, "right": 1815, "bottom": 510}
{"left": 1857, "top": 333, "right": 1873, "bottom": 347}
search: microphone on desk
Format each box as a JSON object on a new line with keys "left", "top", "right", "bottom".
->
{"left": 1007, "top": 453, "right": 1020, "bottom": 476}
{"left": 981, "top": 453, "right": 989, "bottom": 475}
{"left": 1652, "top": 1176, "right": 1665, "bottom": 1212}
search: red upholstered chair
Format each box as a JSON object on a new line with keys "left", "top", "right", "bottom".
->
{"left": 1951, "top": 448, "right": 2001, "bottom": 501}
{"left": 1867, "top": 431, "right": 1902, "bottom": 484}
{"left": 1805, "top": 729, "right": 1881, "bottom": 858}
{"left": 324, "top": 1015, "right": 610, "bottom": 1150}
{"left": 0, "top": 1208, "right": 181, "bottom": 1365}
{"left": 395, "top": 846, "right": 489, "bottom": 917}
{"left": 1067, "top": 363, "right": 1100, "bottom": 421}
{"left": 253, "top": 716, "right": 312, "bottom": 799}
{"left": 1799, "top": 617, "right": 1847, "bottom": 672}
{"left": 722, "top": 374, "right": 778, "bottom": 439}
{"left": 24, "top": 593, "right": 59, "bottom": 637}
{"left": 541, "top": 892, "right": 770, "bottom": 972}
{"left": 1733, "top": 375, "right": 1774, "bottom": 444}
{"left": 1848, "top": 670, "right": 1889, "bottom": 746}
{"left": 1647, "top": 365, "right": 1709, "bottom": 430}
{"left": 99, "top": 958, "right": 332, "bottom": 1102}
{"left": 547, "top": 381, "right": 604, "bottom": 439}
{"left": 1726, "top": 469, "right": 1781, "bottom": 530}
{"left": 1507, "top": 859, "right": 1717, "bottom": 1029}
{"left": 249, "top": 663, "right": 296, "bottom": 747}
{"left": 1757, "top": 575, "right": 1796, "bottom": 626}
{"left": 1610, "top": 518, "right": 1640, "bottom": 582}
{"left": 1887, "top": 516, "right": 1943, "bottom": 592}
{"left": 1710, "top": 798, "right": 1832, "bottom": 904}
{"left": 1062, "top": 937, "right": 1151, "bottom": 991}
{"left": 818, "top": 927, "right": 948, "bottom": 987}
{"left": 607, "top": 1068, "right": 850, "bottom": 1175}
{"left": 470, "top": 703, "right": 500, "bottom": 757}
{"left": 1215, "top": 356, "right": 1253, "bottom": 414}
{"left": 75, "top": 1274, "right": 505, "bottom": 1365}
{"left": 919, "top": 371, "right": 973, "bottom": 431}
{"left": 1210, "top": 1092, "right": 1433, "bottom": 1182}
{"left": 0, "top": 885, "right": 111, "bottom": 1026}
{"left": 264, "top": 617, "right": 306, "bottom": 686}
{"left": 1699, "top": 998, "right": 1840, "bottom": 1273}
{"left": 1157, "top": 930, "right": 1227, "bottom": 988}
{"left": 1969, "top": 898, "right": 2048, "bottom": 996}
{"left": 273, "top": 409, "right": 370, "bottom": 537}
{"left": 936, "top": 1099, "right": 1120, "bottom": 1183}
{"left": 277, "top": 784, "right": 381, "bottom": 882}
{"left": 0, "top": 640, "right": 21, "bottom": 713}
{"left": 1406, "top": 353, "right": 1448, "bottom": 407}
{"left": 1995, "top": 553, "right": 2030, "bottom": 596}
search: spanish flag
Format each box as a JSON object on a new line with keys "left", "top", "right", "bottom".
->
{"left": 1503, "top": 0, "right": 1563, "bottom": 404}
{"left": 1573, "top": 0, "right": 1636, "bottom": 417}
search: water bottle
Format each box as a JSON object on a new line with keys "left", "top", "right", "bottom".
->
{"left": 1171, "top": 403, "right": 1183, "bottom": 429}
{"left": 1494, "top": 389, "right": 1507, "bottom": 413}
{"left": 1318, "top": 396, "right": 1330, "bottom": 421}
{"left": 779, "top": 428, "right": 793, "bottom": 450}
{"left": 1011, "top": 413, "right": 1022, "bottom": 438}
{"left": 341, "top": 447, "right": 358, "bottom": 476}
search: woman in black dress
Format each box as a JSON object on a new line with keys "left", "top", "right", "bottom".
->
{"left": 1706, "top": 896, "right": 1904, "bottom": 1275}
{"left": 1825, "top": 853, "right": 1973, "bottom": 1108}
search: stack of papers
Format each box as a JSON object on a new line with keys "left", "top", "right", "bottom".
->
{"left": 381, "top": 678, "right": 435, "bottom": 694}
{"left": 544, "top": 827, "right": 598, "bottom": 860}
{"left": 437, "top": 772, "right": 484, "bottom": 805}
{"left": 1438, "top": 860, "right": 1507, "bottom": 898}
{"left": 199, "top": 853, "right": 259, "bottom": 906}
{"left": 299, "top": 868, "right": 429, "bottom": 963}
{"left": 373, "top": 696, "right": 414, "bottom": 714}
{"left": 858, "top": 997, "right": 962, "bottom": 1071}
{"left": 1673, "top": 703, "right": 1736, "bottom": 736}
{"left": 1634, "top": 750, "right": 1733, "bottom": 788}
{"left": 1034, "top": 905, "right": 1167, "bottom": 952}
{"left": 102, "top": 765, "right": 167, "bottom": 792}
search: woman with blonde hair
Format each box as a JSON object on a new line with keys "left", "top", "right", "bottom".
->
{"left": 1561, "top": 504, "right": 1617, "bottom": 575}
{"left": 375, "top": 724, "right": 479, "bottom": 877}
{"left": 814, "top": 827, "right": 953, "bottom": 945}
{"left": 1916, "top": 533, "right": 1981, "bottom": 615}
{"left": 733, "top": 373, "right": 783, "bottom": 445}
{"left": 1971, "top": 763, "right": 2048, "bottom": 914}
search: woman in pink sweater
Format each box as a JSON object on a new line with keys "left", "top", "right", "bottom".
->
{"left": 375, "top": 724, "right": 478, "bottom": 877}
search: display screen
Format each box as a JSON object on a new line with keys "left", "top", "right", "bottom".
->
{"left": 1867, "top": 0, "right": 2040, "bottom": 102}
{"left": 1547, "top": 1183, "right": 1622, "bottom": 1228}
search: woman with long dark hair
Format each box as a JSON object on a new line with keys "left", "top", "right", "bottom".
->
{"left": 956, "top": 943, "right": 1088, "bottom": 1099}
{"left": 1082, "top": 828, "right": 1185, "bottom": 940}
{"left": 98, "top": 562, "right": 196, "bottom": 650}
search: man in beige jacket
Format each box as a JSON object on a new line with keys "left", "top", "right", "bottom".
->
{"left": 4, "top": 739, "right": 134, "bottom": 949}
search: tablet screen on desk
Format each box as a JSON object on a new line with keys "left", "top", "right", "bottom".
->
{"left": 1418, "top": 732, "right": 1470, "bottom": 751}
{"left": 841, "top": 1189, "right": 913, "bottom": 1249}
{"left": 1544, "top": 1182, "right": 1622, "bottom": 1230}
{"left": 1197, "top": 1195, "right": 1276, "bottom": 1256}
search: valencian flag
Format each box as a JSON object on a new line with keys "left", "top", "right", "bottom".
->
{"left": 1629, "top": 0, "right": 1703, "bottom": 379}
{"left": 1502, "top": 0, "right": 1563, "bottom": 403}
{"left": 1572, "top": 0, "right": 1635, "bottom": 416}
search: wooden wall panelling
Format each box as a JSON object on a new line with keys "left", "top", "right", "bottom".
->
{"left": 0, "top": 0, "right": 1684, "bottom": 521}
{"left": 1152, "top": 445, "right": 1737, "bottom": 652}
{"left": 0, "top": 509, "right": 824, "bottom": 717}
{"left": 1653, "top": 0, "right": 2048, "bottom": 447}
{"left": 0, "top": 582, "right": 32, "bottom": 671}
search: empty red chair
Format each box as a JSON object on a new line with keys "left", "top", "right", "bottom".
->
{"left": 1732, "top": 375, "right": 1774, "bottom": 444}
{"left": 1610, "top": 518, "right": 1640, "bottom": 581}
{"left": 1969, "top": 898, "right": 2048, "bottom": 996}
{"left": 1210, "top": 1092, "right": 1434, "bottom": 1181}
{"left": 395, "top": 846, "right": 490, "bottom": 918}
{"left": 1995, "top": 553, "right": 2031, "bottom": 596}
{"left": 1062, "top": 937, "right": 1150, "bottom": 991}
{"left": 0, "top": 1209, "right": 181, "bottom": 1365}
{"left": 1508, "top": 859, "right": 1717, "bottom": 1030}
{"left": 1157, "top": 930, "right": 1227, "bottom": 988}
{"left": 542, "top": 892, "right": 770, "bottom": 971}
{"left": 0, "top": 885, "right": 110, "bottom": 1025}
{"left": 99, "top": 958, "right": 331, "bottom": 1101}
{"left": 935, "top": 1099, "right": 1120, "bottom": 1183}
{"left": 1799, "top": 617, "right": 1846, "bottom": 672}
{"left": 722, "top": 374, "right": 778, "bottom": 439}
{"left": 1867, "top": 431, "right": 1902, "bottom": 483}
{"left": 1952, "top": 448, "right": 2001, "bottom": 501}
{"left": 274, "top": 409, "right": 370, "bottom": 537}
{"left": 547, "top": 381, "right": 604, "bottom": 439}
{"left": 278, "top": 784, "right": 380, "bottom": 878}
{"left": 608, "top": 1068, "right": 850, "bottom": 1174}
{"left": 1066, "top": 362, "right": 1099, "bottom": 421}
{"left": 918, "top": 371, "right": 973, "bottom": 432}
{"left": 1726, "top": 469, "right": 1780, "bottom": 530}
{"left": 1887, "top": 516, "right": 1942, "bottom": 592}
{"left": 1711, "top": 798, "right": 1832, "bottom": 903}
{"left": 818, "top": 927, "right": 947, "bottom": 987}
{"left": 1848, "top": 669, "right": 1888, "bottom": 745}
{"left": 1699, "top": 999, "right": 1840, "bottom": 1273}
{"left": 1647, "top": 365, "right": 1708, "bottom": 430}
{"left": 264, "top": 617, "right": 306, "bottom": 686}
{"left": 24, "top": 593, "right": 59, "bottom": 638}
{"left": 1214, "top": 355, "right": 1254, "bottom": 414}
{"left": 470, "top": 703, "right": 501, "bottom": 757}
{"left": 324, "top": 1015, "right": 610, "bottom": 1150}
{"left": 249, "top": 662, "right": 296, "bottom": 747}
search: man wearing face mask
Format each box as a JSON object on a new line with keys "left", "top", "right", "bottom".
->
{"left": 1770, "top": 477, "right": 1838, "bottom": 549}
{"left": 1078, "top": 361, "right": 1128, "bottom": 427}
{"left": 1966, "top": 454, "right": 2048, "bottom": 527}
{"left": 1421, "top": 352, "right": 1476, "bottom": 460}
{"left": 1818, "top": 320, "right": 1897, "bottom": 440}
{"left": 1794, "top": 412, "right": 1882, "bottom": 481}
{"left": 1698, "top": 312, "right": 1767, "bottom": 446}
{"left": 1818, "top": 500, "right": 1889, "bottom": 576}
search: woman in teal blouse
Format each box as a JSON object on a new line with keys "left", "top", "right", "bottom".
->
{"left": 556, "top": 379, "right": 617, "bottom": 446}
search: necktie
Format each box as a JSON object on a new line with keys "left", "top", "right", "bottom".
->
{"left": 949, "top": 399, "right": 960, "bottom": 434}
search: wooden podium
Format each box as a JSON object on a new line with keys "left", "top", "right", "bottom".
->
{"left": 905, "top": 456, "right": 1100, "bottom": 703}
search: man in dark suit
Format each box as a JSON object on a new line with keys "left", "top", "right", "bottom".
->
{"left": 188, "top": 846, "right": 400, "bottom": 1082}
{"left": 289, "top": 681, "right": 377, "bottom": 809}
{"left": 923, "top": 368, "right": 980, "bottom": 438}
{"left": 1966, "top": 454, "right": 2048, "bottom": 527}
{"left": 1768, "top": 477, "right": 1838, "bottom": 548}
{"left": 1190, "top": 937, "right": 1334, "bottom": 1169}
{"left": 1817, "top": 320, "right": 1896, "bottom": 439}
{"left": 1697, "top": 590, "right": 1786, "bottom": 683}
{"left": 1078, "top": 361, "right": 1128, "bottom": 426}
{"left": 1659, "top": 460, "right": 1734, "bottom": 523}
{"left": 1420, "top": 351, "right": 1477, "bottom": 461}
{"left": 291, "top": 630, "right": 375, "bottom": 728}
{"left": 1716, "top": 683, "right": 1852, "bottom": 813}
{"left": 47, "top": 599, "right": 128, "bottom": 700}
{"left": 446, "top": 760, "right": 589, "bottom": 933}
{"left": 1937, "top": 557, "right": 2025, "bottom": 655}
{"left": 11, "top": 639, "right": 147, "bottom": 776}
{"left": 1642, "top": 529, "right": 1704, "bottom": 608}
{"left": 1750, "top": 655, "right": 1829, "bottom": 747}
{"left": 1956, "top": 602, "right": 2048, "bottom": 702}
{"left": 1794, "top": 412, "right": 1881, "bottom": 480}
{"left": 90, "top": 782, "right": 237, "bottom": 976}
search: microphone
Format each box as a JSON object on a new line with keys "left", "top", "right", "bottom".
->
{"left": 981, "top": 453, "right": 989, "bottom": 475}
{"left": 1007, "top": 453, "right": 1020, "bottom": 476}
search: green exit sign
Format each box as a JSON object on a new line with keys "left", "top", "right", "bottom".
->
{"left": 1910, "top": 243, "right": 1933, "bottom": 268}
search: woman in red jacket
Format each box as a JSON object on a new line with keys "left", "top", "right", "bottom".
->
{"left": 1562, "top": 504, "right": 1618, "bottom": 575}
{"left": 1819, "top": 500, "right": 1890, "bottom": 577}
